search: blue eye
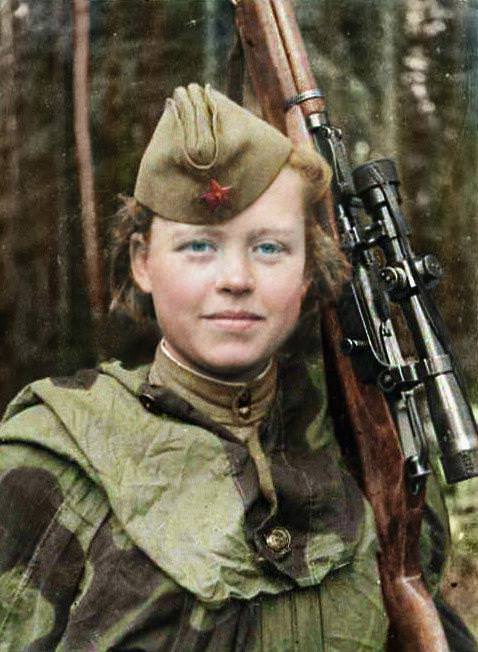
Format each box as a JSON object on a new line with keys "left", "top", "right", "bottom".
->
{"left": 183, "top": 240, "right": 215, "bottom": 253}
{"left": 256, "top": 242, "right": 284, "bottom": 255}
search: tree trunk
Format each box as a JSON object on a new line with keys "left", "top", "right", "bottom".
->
{"left": 72, "top": 0, "right": 105, "bottom": 324}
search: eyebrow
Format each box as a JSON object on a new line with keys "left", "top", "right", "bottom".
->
{"left": 169, "top": 226, "right": 297, "bottom": 241}
{"left": 247, "top": 228, "right": 296, "bottom": 238}
{"left": 170, "top": 226, "right": 225, "bottom": 240}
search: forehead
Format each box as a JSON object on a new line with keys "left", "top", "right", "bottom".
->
{"left": 152, "top": 166, "right": 306, "bottom": 240}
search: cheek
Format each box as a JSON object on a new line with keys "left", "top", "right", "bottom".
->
{"left": 266, "top": 273, "right": 307, "bottom": 323}
{"left": 147, "top": 260, "right": 208, "bottom": 321}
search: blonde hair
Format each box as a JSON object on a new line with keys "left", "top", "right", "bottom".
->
{"left": 287, "top": 145, "right": 350, "bottom": 299}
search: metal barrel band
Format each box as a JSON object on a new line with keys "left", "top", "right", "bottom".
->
{"left": 284, "top": 89, "right": 325, "bottom": 111}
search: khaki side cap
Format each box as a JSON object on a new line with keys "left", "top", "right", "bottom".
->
{"left": 134, "top": 83, "right": 293, "bottom": 224}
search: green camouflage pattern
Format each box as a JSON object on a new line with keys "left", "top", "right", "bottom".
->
{"left": 0, "top": 359, "right": 446, "bottom": 650}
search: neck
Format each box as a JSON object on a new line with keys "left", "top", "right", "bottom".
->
{"left": 148, "top": 339, "right": 278, "bottom": 431}
{"left": 160, "top": 338, "right": 273, "bottom": 386}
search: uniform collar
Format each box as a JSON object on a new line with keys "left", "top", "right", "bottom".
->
{"left": 148, "top": 339, "right": 277, "bottom": 430}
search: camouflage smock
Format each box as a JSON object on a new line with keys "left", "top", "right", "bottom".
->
{"left": 0, "top": 355, "right": 448, "bottom": 651}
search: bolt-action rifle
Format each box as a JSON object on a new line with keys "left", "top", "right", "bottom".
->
{"left": 230, "top": 1, "right": 478, "bottom": 649}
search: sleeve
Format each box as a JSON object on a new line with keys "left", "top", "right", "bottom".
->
{"left": 0, "top": 406, "right": 185, "bottom": 651}
{"left": 0, "top": 408, "right": 109, "bottom": 650}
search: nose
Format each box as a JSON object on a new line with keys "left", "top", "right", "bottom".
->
{"left": 215, "top": 250, "right": 255, "bottom": 295}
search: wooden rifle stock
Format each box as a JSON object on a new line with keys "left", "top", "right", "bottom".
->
{"left": 232, "top": 1, "right": 448, "bottom": 650}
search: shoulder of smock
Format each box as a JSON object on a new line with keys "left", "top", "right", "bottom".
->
{"left": 2, "top": 360, "right": 151, "bottom": 423}
{"left": 0, "top": 360, "right": 162, "bottom": 483}
{"left": 1, "top": 360, "right": 150, "bottom": 421}
{"left": 0, "top": 359, "right": 230, "bottom": 494}
{"left": 0, "top": 401, "right": 93, "bottom": 477}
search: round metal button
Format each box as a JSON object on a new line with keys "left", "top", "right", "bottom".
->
{"left": 233, "top": 388, "right": 252, "bottom": 420}
{"left": 265, "top": 527, "right": 291, "bottom": 555}
{"left": 238, "top": 404, "right": 251, "bottom": 418}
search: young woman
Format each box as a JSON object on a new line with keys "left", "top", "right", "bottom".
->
{"left": 0, "top": 84, "right": 451, "bottom": 650}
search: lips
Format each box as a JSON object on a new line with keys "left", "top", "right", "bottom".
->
{"left": 203, "top": 311, "right": 264, "bottom": 320}
{"left": 202, "top": 311, "right": 265, "bottom": 333}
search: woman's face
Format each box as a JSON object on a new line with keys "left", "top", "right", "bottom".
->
{"left": 131, "top": 166, "right": 309, "bottom": 380}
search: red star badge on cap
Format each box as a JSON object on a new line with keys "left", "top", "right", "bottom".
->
{"left": 200, "top": 179, "right": 232, "bottom": 211}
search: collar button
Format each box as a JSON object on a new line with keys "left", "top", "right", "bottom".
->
{"left": 233, "top": 388, "right": 252, "bottom": 420}
{"left": 238, "top": 405, "right": 251, "bottom": 418}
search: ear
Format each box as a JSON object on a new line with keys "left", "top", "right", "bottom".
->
{"left": 129, "top": 234, "right": 152, "bottom": 293}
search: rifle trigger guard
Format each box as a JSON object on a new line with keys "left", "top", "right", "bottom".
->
{"left": 284, "top": 89, "right": 324, "bottom": 110}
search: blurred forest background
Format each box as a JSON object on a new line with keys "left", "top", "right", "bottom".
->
{"left": 0, "top": 0, "right": 477, "bottom": 637}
